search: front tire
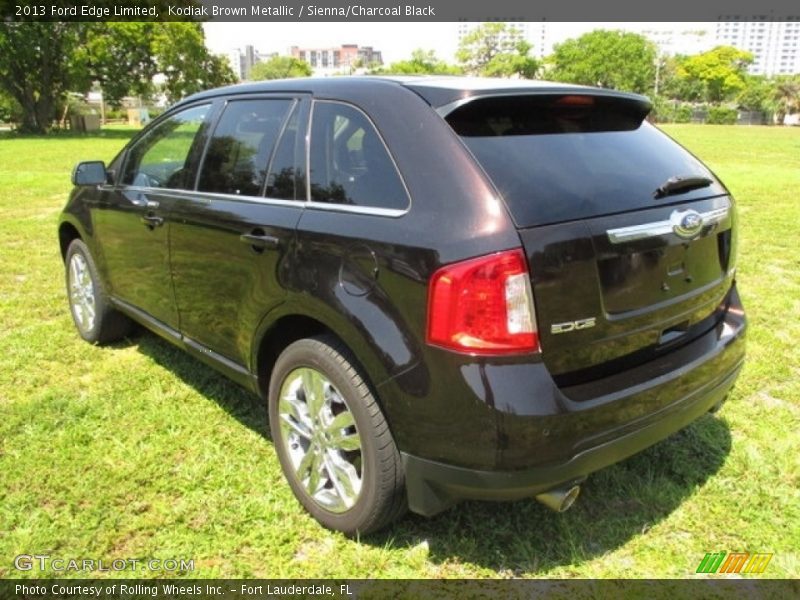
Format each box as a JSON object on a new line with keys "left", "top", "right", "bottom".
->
{"left": 65, "top": 239, "right": 132, "bottom": 344}
{"left": 268, "top": 335, "right": 406, "bottom": 535}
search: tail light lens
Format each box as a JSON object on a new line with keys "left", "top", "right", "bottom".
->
{"left": 427, "top": 249, "right": 539, "bottom": 354}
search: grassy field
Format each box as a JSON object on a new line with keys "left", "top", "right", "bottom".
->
{"left": 0, "top": 125, "right": 798, "bottom": 579}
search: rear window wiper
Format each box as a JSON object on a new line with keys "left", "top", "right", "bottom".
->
{"left": 654, "top": 175, "right": 713, "bottom": 199}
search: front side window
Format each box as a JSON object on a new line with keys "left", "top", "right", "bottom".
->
{"left": 309, "top": 101, "right": 409, "bottom": 211}
{"left": 198, "top": 99, "right": 293, "bottom": 197}
{"left": 122, "top": 104, "right": 210, "bottom": 190}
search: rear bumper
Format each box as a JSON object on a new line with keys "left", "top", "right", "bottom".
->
{"left": 403, "top": 362, "right": 739, "bottom": 516}
{"left": 402, "top": 288, "right": 746, "bottom": 517}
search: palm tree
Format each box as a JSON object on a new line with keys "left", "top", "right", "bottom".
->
{"left": 772, "top": 76, "right": 800, "bottom": 125}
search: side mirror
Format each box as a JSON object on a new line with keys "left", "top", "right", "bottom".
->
{"left": 72, "top": 161, "right": 108, "bottom": 186}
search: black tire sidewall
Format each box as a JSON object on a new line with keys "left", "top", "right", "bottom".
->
{"left": 268, "top": 338, "right": 387, "bottom": 535}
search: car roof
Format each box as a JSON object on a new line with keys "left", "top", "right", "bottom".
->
{"left": 175, "top": 76, "right": 649, "bottom": 112}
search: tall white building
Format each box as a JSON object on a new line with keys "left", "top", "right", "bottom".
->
{"left": 456, "top": 22, "right": 549, "bottom": 57}
{"left": 641, "top": 28, "right": 716, "bottom": 57}
{"left": 529, "top": 22, "right": 549, "bottom": 59}
{"left": 457, "top": 21, "right": 529, "bottom": 40}
{"left": 225, "top": 49, "right": 244, "bottom": 80}
{"left": 290, "top": 45, "right": 383, "bottom": 77}
{"left": 715, "top": 18, "right": 800, "bottom": 76}
{"left": 224, "top": 45, "right": 276, "bottom": 80}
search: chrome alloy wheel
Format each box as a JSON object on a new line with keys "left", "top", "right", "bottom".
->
{"left": 278, "top": 367, "right": 363, "bottom": 513}
{"left": 68, "top": 252, "right": 96, "bottom": 333}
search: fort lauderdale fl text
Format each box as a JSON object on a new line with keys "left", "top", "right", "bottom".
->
{"left": 16, "top": 583, "right": 353, "bottom": 597}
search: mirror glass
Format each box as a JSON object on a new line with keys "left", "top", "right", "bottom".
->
{"left": 72, "top": 161, "right": 107, "bottom": 186}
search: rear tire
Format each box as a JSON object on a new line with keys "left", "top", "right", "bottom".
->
{"left": 268, "top": 335, "right": 406, "bottom": 535}
{"left": 65, "top": 239, "right": 133, "bottom": 344}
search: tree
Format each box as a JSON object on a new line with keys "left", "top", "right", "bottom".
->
{"left": 0, "top": 23, "right": 87, "bottom": 133}
{"left": 75, "top": 23, "right": 159, "bottom": 106}
{"left": 0, "top": 22, "right": 236, "bottom": 133}
{"left": 0, "top": 89, "right": 20, "bottom": 124}
{"left": 456, "top": 23, "right": 539, "bottom": 78}
{"left": 151, "top": 23, "right": 237, "bottom": 102}
{"left": 770, "top": 75, "right": 800, "bottom": 125}
{"left": 548, "top": 30, "right": 657, "bottom": 94}
{"left": 657, "top": 55, "right": 705, "bottom": 102}
{"left": 372, "top": 49, "right": 462, "bottom": 75}
{"left": 736, "top": 75, "right": 773, "bottom": 112}
{"left": 481, "top": 40, "right": 539, "bottom": 79}
{"left": 678, "top": 46, "right": 753, "bottom": 104}
{"left": 249, "top": 56, "right": 312, "bottom": 80}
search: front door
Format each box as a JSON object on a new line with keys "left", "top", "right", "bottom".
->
{"left": 93, "top": 103, "right": 212, "bottom": 330}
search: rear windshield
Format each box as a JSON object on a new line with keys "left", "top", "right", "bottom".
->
{"left": 447, "top": 95, "right": 719, "bottom": 228}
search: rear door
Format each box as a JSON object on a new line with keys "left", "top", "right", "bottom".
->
{"left": 446, "top": 94, "right": 737, "bottom": 383}
{"left": 168, "top": 95, "right": 308, "bottom": 366}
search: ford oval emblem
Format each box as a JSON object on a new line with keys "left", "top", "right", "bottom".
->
{"left": 671, "top": 209, "right": 704, "bottom": 240}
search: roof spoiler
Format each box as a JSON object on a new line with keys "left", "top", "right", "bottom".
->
{"left": 434, "top": 89, "right": 651, "bottom": 118}
{"left": 442, "top": 92, "right": 653, "bottom": 136}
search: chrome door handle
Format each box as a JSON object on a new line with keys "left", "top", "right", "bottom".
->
{"left": 606, "top": 205, "right": 730, "bottom": 244}
{"left": 239, "top": 233, "right": 280, "bottom": 249}
{"left": 127, "top": 193, "right": 159, "bottom": 209}
{"left": 140, "top": 214, "right": 164, "bottom": 228}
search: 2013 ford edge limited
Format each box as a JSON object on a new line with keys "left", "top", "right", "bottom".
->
{"left": 60, "top": 77, "right": 746, "bottom": 534}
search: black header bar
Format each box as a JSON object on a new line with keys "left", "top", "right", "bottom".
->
{"left": 4, "top": 0, "right": 800, "bottom": 22}
{"left": 2, "top": 579, "right": 799, "bottom": 599}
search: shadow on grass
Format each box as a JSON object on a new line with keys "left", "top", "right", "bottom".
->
{"left": 131, "top": 330, "right": 269, "bottom": 439}
{"left": 366, "top": 416, "right": 731, "bottom": 574}
{"left": 126, "top": 329, "right": 731, "bottom": 574}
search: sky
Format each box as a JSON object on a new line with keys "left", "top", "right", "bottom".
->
{"left": 203, "top": 22, "right": 714, "bottom": 63}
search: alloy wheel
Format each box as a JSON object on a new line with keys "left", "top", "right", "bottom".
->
{"left": 68, "top": 252, "right": 96, "bottom": 333}
{"left": 277, "top": 367, "right": 364, "bottom": 513}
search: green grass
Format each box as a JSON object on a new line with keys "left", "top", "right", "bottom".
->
{"left": 0, "top": 125, "right": 798, "bottom": 579}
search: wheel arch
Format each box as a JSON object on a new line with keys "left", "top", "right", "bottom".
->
{"left": 58, "top": 220, "right": 83, "bottom": 262}
{"left": 254, "top": 314, "right": 332, "bottom": 399}
{"left": 251, "top": 308, "right": 398, "bottom": 425}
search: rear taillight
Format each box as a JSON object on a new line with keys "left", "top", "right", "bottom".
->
{"left": 427, "top": 249, "right": 539, "bottom": 355}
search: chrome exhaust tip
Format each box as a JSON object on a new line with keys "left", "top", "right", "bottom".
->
{"left": 535, "top": 484, "right": 581, "bottom": 513}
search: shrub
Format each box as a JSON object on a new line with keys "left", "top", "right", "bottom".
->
{"left": 675, "top": 105, "right": 693, "bottom": 123}
{"left": 707, "top": 106, "right": 738, "bottom": 125}
{"left": 651, "top": 98, "right": 696, "bottom": 124}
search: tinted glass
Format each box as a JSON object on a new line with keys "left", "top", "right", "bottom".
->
{"left": 309, "top": 102, "right": 408, "bottom": 210}
{"left": 266, "top": 104, "right": 303, "bottom": 201}
{"left": 447, "top": 95, "right": 717, "bottom": 228}
{"left": 122, "top": 104, "right": 210, "bottom": 189}
{"left": 198, "top": 99, "right": 292, "bottom": 196}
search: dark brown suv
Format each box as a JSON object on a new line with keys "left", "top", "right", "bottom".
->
{"left": 60, "top": 77, "right": 746, "bottom": 534}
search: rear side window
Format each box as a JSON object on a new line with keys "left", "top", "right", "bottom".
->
{"left": 198, "top": 99, "right": 293, "bottom": 196}
{"left": 266, "top": 104, "right": 304, "bottom": 201}
{"left": 122, "top": 104, "right": 210, "bottom": 189}
{"left": 447, "top": 95, "right": 715, "bottom": 227}
{"left": 309, "top": 101, "right": 408, "bottom": 211}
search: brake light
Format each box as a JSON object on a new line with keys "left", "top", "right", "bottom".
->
{"left": 427, "top": 249, "right": 539, "bottom": 354}
{"left": 554, "top": 95, "right": 595, "bottom": 107}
